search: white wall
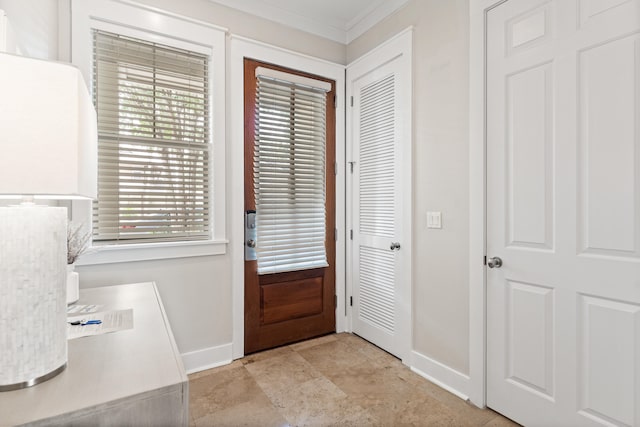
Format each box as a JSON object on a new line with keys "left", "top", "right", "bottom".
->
{"left": 348, "top": 0, "right": 471, "bottom": 376}
{"left": 77, "top": 257, "right": 231, "bottom": 353}
{"left": 1, "top": 0, "right": 345, "bottom": 370}
{"left": 0, "top": 0, "right": 59, "bottom": 59}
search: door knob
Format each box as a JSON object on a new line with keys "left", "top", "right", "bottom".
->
{"left": 246, "top": 239, "right": 256, "bottom": 248}
{"left": 390, "top": 242, "right": 401, "bottom": 251}
{"left": 487, "top": 256, "right": 502, "bottom": 268}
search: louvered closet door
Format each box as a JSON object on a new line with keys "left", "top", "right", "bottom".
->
{"left": 350, "top": 57, "right": 406, "bottom": 358}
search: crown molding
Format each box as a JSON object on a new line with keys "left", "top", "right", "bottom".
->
{"left": 346, "top": 0, "right": 410, "bottom": 43}
{"left": 208, "top": 0, "right": 410, "bottom": 44}
{"left": 209, "top": 0, "right": 345, "bottom": 43}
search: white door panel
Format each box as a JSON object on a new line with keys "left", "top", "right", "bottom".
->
{"left": 352, "top": 61, "right": 401, "bottom": 356}
{"left": 487, "top": 0, "right": 640, "bottom": 425}
{"left": 347, "top": 31, "right": 412, "bottom": 361}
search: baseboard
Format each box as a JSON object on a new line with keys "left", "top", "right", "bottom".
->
{"left": 182, "top": 343, "right": 233, "bottom": 374}
{"left": 410, "top": 350, "right": 471, "bottom": 402}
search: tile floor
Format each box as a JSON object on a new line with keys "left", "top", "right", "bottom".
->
{"left": 188, "top": 333, "right": 519, "bottom": 426}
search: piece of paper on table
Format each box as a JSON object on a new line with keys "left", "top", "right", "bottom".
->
{"left": 67, "top": 309, "right": 134, "bottom": 340}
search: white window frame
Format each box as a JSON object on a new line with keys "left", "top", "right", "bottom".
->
{"left": 71, "top": 0, "right": 227, "bottom": 265}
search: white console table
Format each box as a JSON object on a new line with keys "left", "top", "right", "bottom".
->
{"left": 0, "top": 282, "right": 188, "bottom": 426}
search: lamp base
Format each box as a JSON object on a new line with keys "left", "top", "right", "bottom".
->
{"left": 0, "top": 206, "right": 68, "bottom": 391}
{"left": 0, "top": 362, "right": 67, "bottom": 392}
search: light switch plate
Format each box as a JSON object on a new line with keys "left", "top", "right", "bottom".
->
{"left": 427, "top": 211, "right": 442, "bottom": 229}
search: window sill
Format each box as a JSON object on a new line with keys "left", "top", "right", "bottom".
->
{"left": 75, "top": 239, "right": 228, "bottom": 266}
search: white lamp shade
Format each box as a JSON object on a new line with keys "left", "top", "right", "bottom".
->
{"left": 0, "top": 53, "right": 97, "bottom": 199}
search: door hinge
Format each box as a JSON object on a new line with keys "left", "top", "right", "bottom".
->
{"left": 348, "top": 161, "right": 355, "bottom": 173}
{"left": 334, "top": 161, "right": 338, "bottom": 176}
{"left": 350, "top": 229, "right": 353, "bottom": 240}
{"left": 334, "top": 295, "right": 337, "bottom": 308}
{"left": 334, "top": 228, "right": 338, "bottom": 241}
{"left": 350, "top": 96, "right": 354, "bottom": 107}
{"left": 349, "top": 296, "right": 353, "bottom": 306}
{"left": 334, "top": 94, "right": 337, "bottom": 109}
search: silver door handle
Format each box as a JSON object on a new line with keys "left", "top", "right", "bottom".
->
{"left": 390, "top": 242, "right": 401, "bottom": 251}
{"left": 247, "top": 239, "right": 256, "bottom": 248}
{"left": 487, "top": 256, "right": 502, "bottom": 268}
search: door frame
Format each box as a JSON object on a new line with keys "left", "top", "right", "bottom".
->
{"left": 230, "top": 35, "right": 346, "bottom": 359}
{"left": 469, "top": 0, "right": 508, "bottom": 408}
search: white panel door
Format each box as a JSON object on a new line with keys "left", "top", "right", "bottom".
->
{"left": 347, "top": 31, "right": 411, "bottom": 361}
{"left": 486, "top": 0, "right": 640, "bottom": 425}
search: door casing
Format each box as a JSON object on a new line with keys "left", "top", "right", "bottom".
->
{"left": 469, "top": 0, "right": 516, "bottom": 409}
{"left": 230, "top": 36, "right": 347, "bottom": 359}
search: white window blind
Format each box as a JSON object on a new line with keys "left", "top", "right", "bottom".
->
{"left": 254, "top": 72, "right": 329, "bottom": 274}
{"left": 92, "top": 30, "right": 210, "bottom": 243}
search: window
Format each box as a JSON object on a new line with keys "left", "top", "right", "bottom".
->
{"left": 92, "top": 30, "right": 210, "bottom": 244}
{"left": 72, "top": 0, "right": 227, "bottom": 260}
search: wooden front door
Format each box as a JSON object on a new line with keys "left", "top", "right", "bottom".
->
{"left": 244, "top": 59, "right": 336, "bottom": 354}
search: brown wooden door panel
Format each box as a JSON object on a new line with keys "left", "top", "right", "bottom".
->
{"left": 244, "top": 265, "right": 335, "bottom": 353}
{"left": 262, "top": 278, "right": 323, "bottom": 324}
{"left": 244, "top": 58, "right": 336, "bottom": 354}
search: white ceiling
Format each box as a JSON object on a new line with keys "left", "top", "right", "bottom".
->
{"left": 208, "top": 0, "right": 410, "bottom": 44}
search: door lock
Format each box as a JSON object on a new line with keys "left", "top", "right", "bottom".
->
{"left": 487, "top": 256, "right": 502, "bottom": 268}
{"left": 245, "top": 210, "right": 257, "bottom": 261}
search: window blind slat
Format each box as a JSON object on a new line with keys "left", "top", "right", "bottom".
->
{"left": 96, "top": 106, "right": 207, "bottom": 123}
{"left": 93, "top": 29, "right": 210, "bottom": 244}
{"left": 94, "top": 40, "right": 207, "bottom": 75}
{"left": 253, "top": 73, "right": 328, "bottom": 275}
{"left": 95, "top": 197, "right": 209, "bottom": 203}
